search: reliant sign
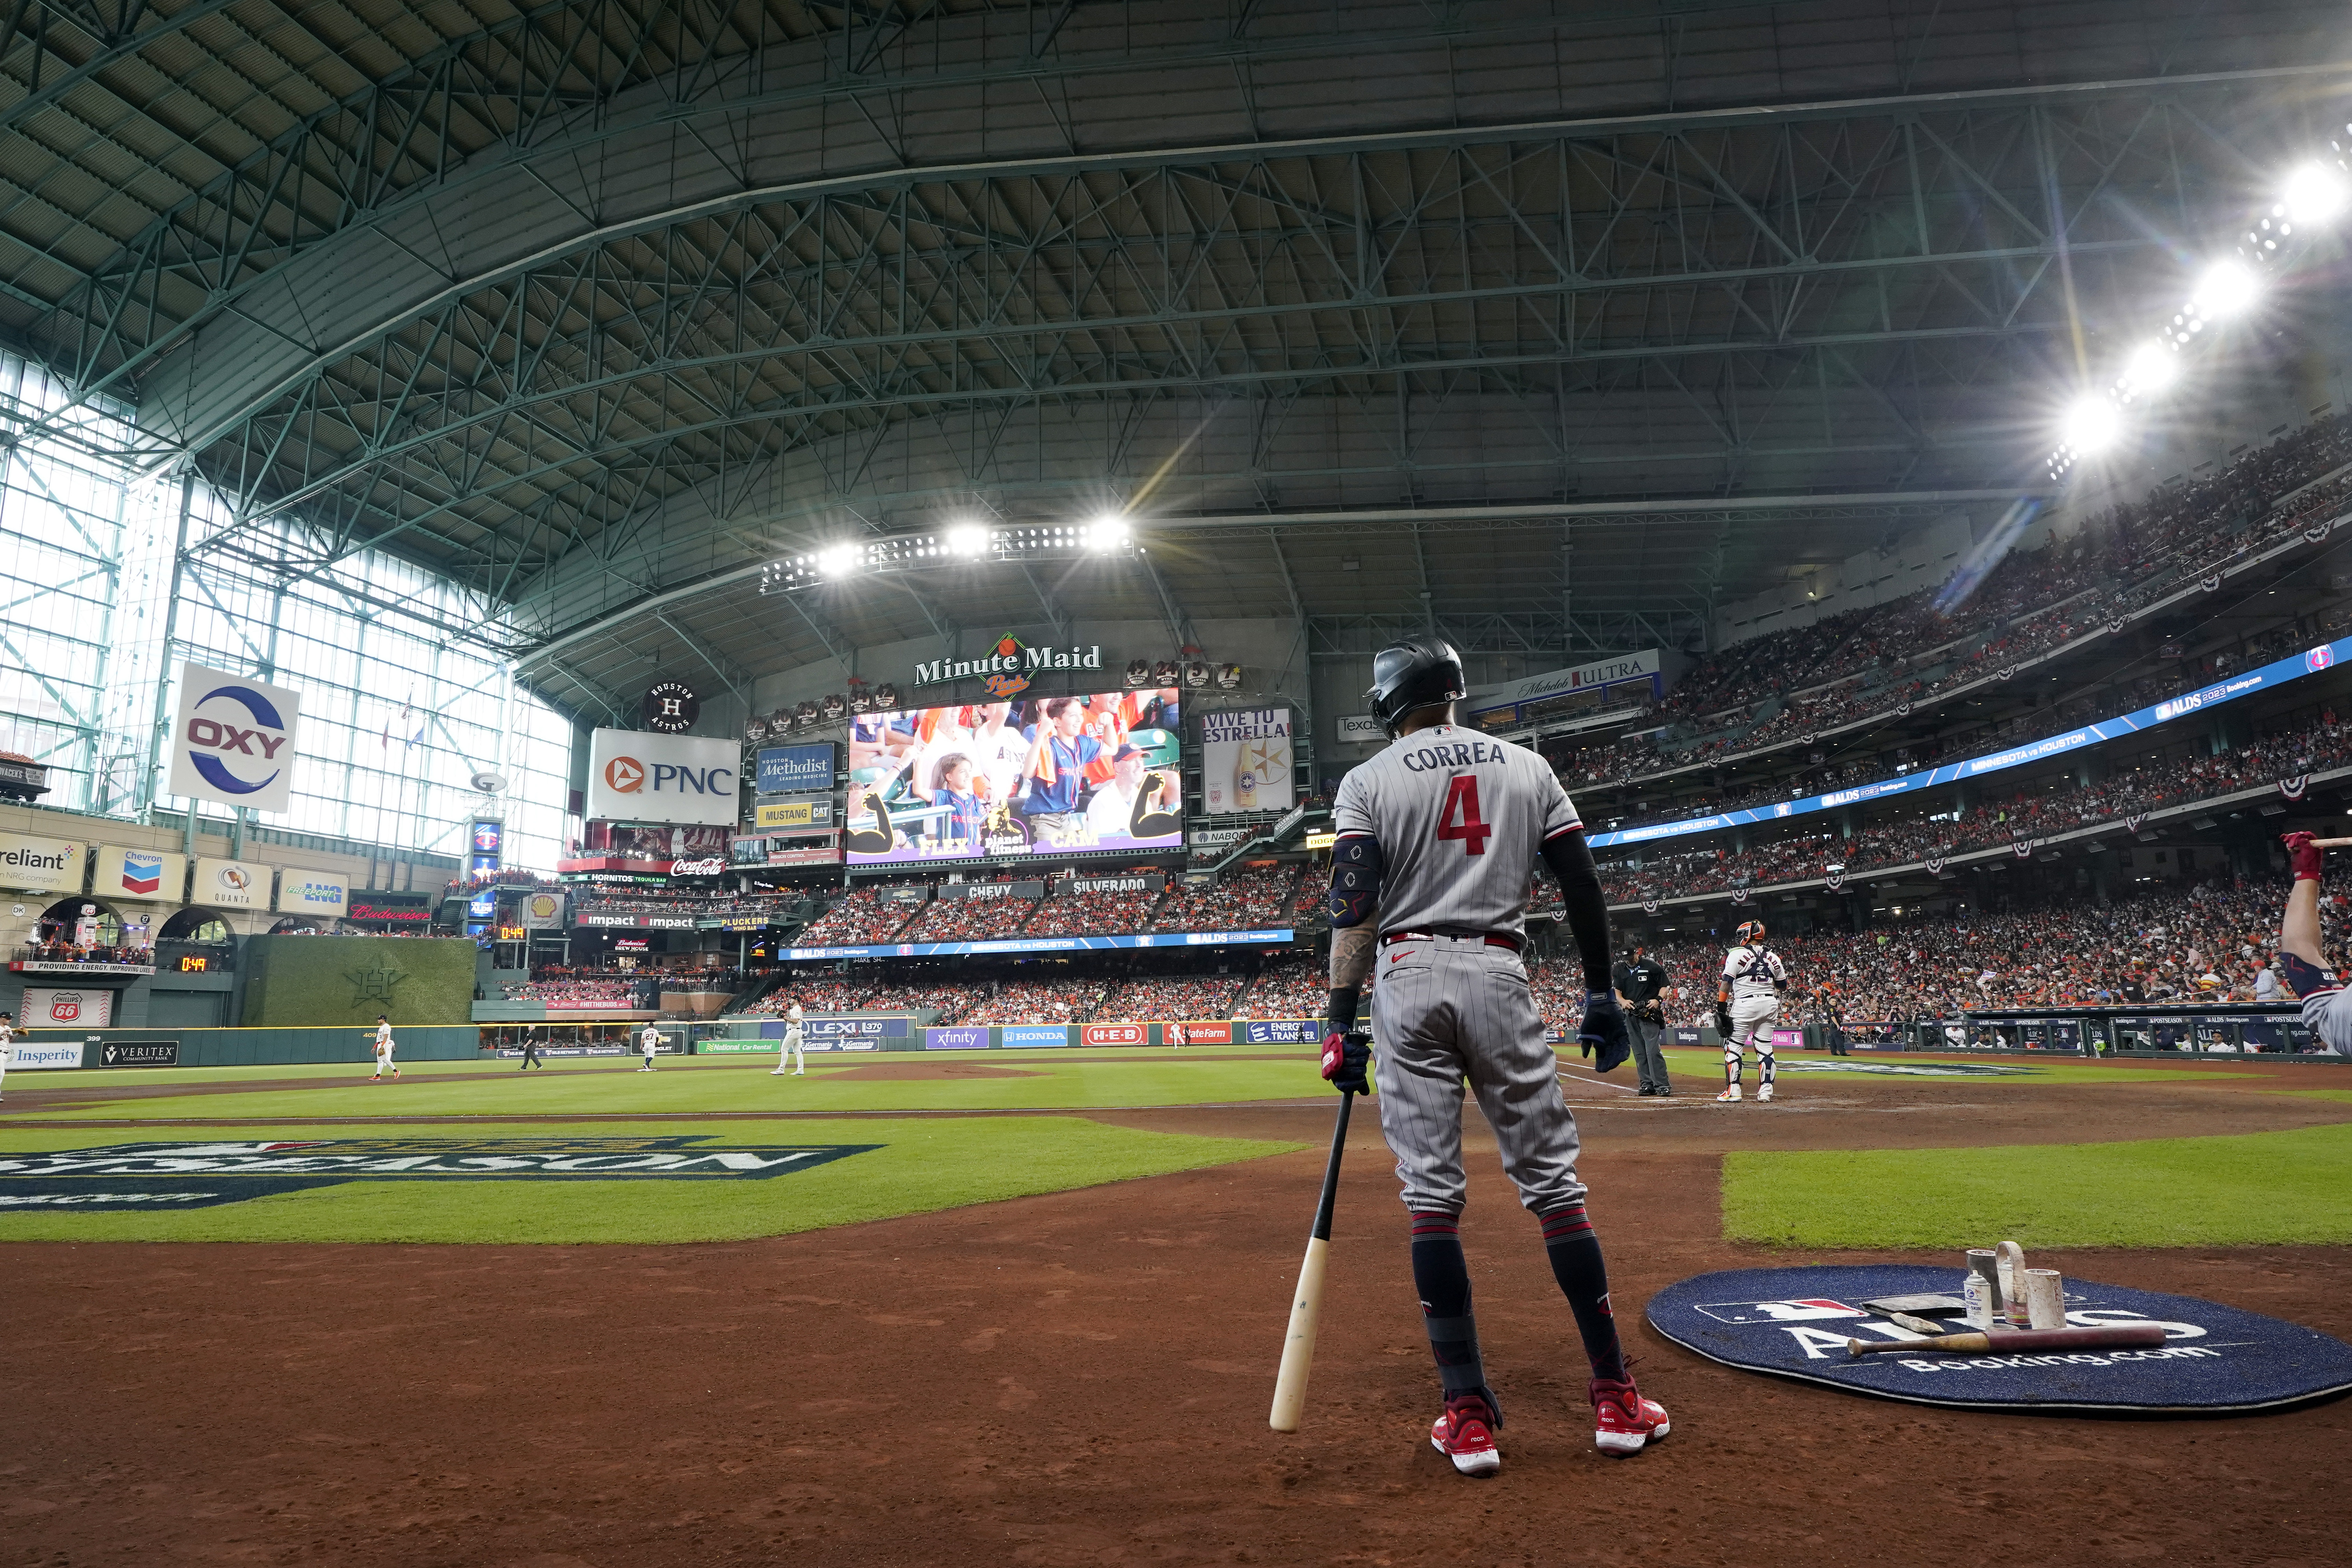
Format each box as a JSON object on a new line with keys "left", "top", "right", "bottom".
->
{"left": 586, "top": 729, "right": 739, "bottom": 827}
{"left": 166, "top": 661, "right": 302, "bottom": 814}
{"left": 0, "top": 833, "right": 83, "bottom": 893}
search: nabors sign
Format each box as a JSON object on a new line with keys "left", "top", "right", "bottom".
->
{"left": 167, "top": 662, "right": 302, "bottom": 813}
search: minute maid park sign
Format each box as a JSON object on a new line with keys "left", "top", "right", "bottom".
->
{"left": 913, "top": 633, "right": 1101, "bottom": 699}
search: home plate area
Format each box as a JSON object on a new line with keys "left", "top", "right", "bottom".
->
{"left": 1646, "top": 1265, "right": 2352, "bottom": 1413}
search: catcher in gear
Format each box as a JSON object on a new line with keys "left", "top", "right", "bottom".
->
{"left": 1321, "top": 637, "right": 1667, "bottom": 1478}
{"left": 1716, "top": 920, "right": 1789, "bottom": 1103}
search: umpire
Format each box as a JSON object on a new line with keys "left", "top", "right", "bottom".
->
{"left": 1613, "top": 942, "right": 1673, "bottom": 1096}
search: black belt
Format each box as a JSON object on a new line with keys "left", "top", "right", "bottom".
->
{"left": 1381, "top": 928, "right": 1523, "bottom": 953}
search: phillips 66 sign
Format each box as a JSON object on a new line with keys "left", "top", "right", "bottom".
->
{"left": 167, "top": 661, "right": 303, "bottom": 814}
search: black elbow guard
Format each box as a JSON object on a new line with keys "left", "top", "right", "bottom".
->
{"left": 1328, "top": 833, "right": 1382, "bottom": 928}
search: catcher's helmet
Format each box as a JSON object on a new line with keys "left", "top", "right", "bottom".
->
{"left": 1366, "top": 638, "right": 1466, "bottom": 737}
{"left": 1734, "top": 920, "right": 1767, "bottom": 945}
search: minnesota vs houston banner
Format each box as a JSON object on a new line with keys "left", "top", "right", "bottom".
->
{"left": 1200, "top": 708, "right": 1293, "bottom": 815}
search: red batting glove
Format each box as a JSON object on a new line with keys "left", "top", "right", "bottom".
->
{"left": 2285, "top": 831, "right": 2325, "bottom": 882}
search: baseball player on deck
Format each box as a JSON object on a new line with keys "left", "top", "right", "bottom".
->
{"left": 1714, "top": 921, "right": 1788, "bottom": 1103}
{"left": 1322, "top": 638, "right": 1668, "bottom": 1479}
{"left": 2279, "top": 832, "right": 2352, "bottom": 1052}
{"left": 771, "top": 1002, "right": 806, "bottom": 1076}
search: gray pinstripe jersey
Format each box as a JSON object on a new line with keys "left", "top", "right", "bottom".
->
{"left": 1332, "top": 724, "right": 1581, "bottom": 936}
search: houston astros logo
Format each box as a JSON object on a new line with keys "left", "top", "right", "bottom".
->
{"left": 604, "top": 756, "right": 645, "bottom": 793}
{"left": 184, "top": 683, "right": 291, "bottom": 796}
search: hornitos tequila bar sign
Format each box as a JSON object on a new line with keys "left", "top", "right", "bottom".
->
{"left": 912, "top": 633, "right": 1102, "bottom": 699}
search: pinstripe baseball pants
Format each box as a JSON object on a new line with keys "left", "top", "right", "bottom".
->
{"left": 1370, "top": 934, "right": 1584, "bottom": 1216}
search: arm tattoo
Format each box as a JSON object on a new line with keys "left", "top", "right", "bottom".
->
{"left": 1330, "top": 924, "right": 1377, "bottom": 990}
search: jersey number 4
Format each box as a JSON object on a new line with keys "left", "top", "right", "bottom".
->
{"left": 1436, "top": 775, "right": 1492, "bottom": 855}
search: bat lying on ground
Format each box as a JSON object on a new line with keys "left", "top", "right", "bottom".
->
{"left": 1847, "top": 1323, "right": 2168, "bottom": 1357}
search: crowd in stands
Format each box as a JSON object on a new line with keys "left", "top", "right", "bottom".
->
{"left": 1098, "top": 971, "right": 1248, "bottom": 1020}
{"left": 1240, "top": 955, "right": 1326, "bottom": 1018}
{"left": 740, "top": 976, "right": 875, "bottom": 1014}
{"left": 1547, "top": 411, "right": 2352, "bottom": 790}
{"left": 575, "top": 893, "right": 792, "bottom": 919}
{"left": 1152, "top": 864, "right": 1304, "bottom": 931}
{"left": 17, "top": 938, "right": 151, "bottom": 965}
{"left": 956, "top": 974, "right": 1110, "bottom": 1024}
{"left": 504, "top": 977, "right": 648, "bottom": 1006}
{"left": 906, "top": 893, "right": 1042, "bottom": 943}
{"left": 1028, "top": 884, "right": 1161, "bottom": 937}
{"left": 1621, "top": 880, "right": 2342, "bottom": 1028}
{"left": 795, "top": 888, "right": 923, "bottom": 946}
{"left": 1597, "top": 709, "right": 2350, "bottom": 902}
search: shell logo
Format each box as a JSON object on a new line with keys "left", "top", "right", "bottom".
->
{"left": 604, "top": 756, "right": 645, "bottom": 793}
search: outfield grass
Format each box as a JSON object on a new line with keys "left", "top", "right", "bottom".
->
{"left": 1723, "top": 1123, "right": 2352, "bottom": 1248}
{"left": 0, "top": 1116, "right": 1305, "bottom": 1243}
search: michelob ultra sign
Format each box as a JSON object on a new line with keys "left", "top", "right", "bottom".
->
{"left": 167, "top": 661, "right": 303, "bottom": 814}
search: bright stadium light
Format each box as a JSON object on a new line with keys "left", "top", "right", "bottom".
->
{"left": 1085, "top": 514, "right": 1130, "bottom": 551}
{"left": 946, "top": 523, "right": 990, "bottom": 558}
{"left": 818, "top": 543, "right": 861, "bottom": 577}
{"left": 2190, "top": 258, "right": 2260, "bottom": 319}
{"left": 2059, "top": 394, "right": 2123, "bottom": 456}
{"left": 2118, "top": 339, "right": 2180, "bottom": 398}
{"left": 2283, "top": 161, "right": 2351, "bottom": 226}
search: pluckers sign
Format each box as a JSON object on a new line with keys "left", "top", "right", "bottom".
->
{"left": 913, "top": 632, "right": 1102, "bottom": 699}
{"left": 167, "top": 662, "right": 302, "bottom": 814}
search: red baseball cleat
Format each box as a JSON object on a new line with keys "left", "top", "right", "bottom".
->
{"left": 1591, "top": 1377, "right": 1670, "bottom": 1455}
{"left": 1429, "top": 1392, "right": 1501, "bottom": 1477}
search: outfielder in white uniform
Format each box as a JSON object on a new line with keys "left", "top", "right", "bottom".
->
{"left": 2280, "top": 832, "right": 2352, "bottom": 1052}
{"left": 370, "top": 1016, "right": 399, "bottom": 1081}
{"left": 638, "top": 1024, "right": 662, "bottom": 1071}
{"left": 771, "top": 1002, "right": 806, "bottom": 1075}
{"left": 0, "top": 1011, "right": 13, "bottom": 1102}
{"left": 1714, "top": 921, "right": 1788, "bottom": 1103}
{"left": 1322, "top": 637, "right": 1667, "bottom": 1480}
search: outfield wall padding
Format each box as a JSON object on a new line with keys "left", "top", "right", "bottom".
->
{"left": 240, "top": 936, "right": 475, "bottom": 1027}
{"left": 17, "top": 1024, "right": 480, "bottom": 1068}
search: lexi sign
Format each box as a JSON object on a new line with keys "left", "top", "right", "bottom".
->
{"left": 167, "top": 662, "right": 302, "bottom": 814}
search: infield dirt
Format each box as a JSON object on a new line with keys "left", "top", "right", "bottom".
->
{"left": 7, "top": 1063, "right": 2352, "bottom": 1565}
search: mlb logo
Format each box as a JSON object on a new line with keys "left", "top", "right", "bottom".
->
{"left": 1693, "top": 1298, "right": 1864, "bottom": 1326}
{"left": 120, "top": 851, "right": 163, "bottom": 895}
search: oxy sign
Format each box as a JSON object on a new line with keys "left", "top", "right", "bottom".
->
{"left": 586, "top": 729, "right": 739, "bottom": 827}
{"left": 167, "top": 662, "right": 302, "bottom": 813}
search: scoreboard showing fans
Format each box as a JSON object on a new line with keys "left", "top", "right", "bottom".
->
{"left": 843, "top": 689, "right": 1184, "bottom": 865}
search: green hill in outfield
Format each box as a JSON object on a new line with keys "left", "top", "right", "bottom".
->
{"left": 240, "top": 935, "right": 476, "bottom": 1026}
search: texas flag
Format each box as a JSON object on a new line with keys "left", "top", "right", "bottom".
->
{"left": 120, "top": 851, "right": 163, "bottom": 896}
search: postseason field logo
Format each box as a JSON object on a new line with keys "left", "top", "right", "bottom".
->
{"left": 0, "top": 1138, "right": 880, "bottom": 1211}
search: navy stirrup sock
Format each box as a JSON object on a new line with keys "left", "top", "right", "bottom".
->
{"left": 1539, "top": 1204, "right": 1628, "bottom": 1383}
{"left": 1409, "top": 1211, "right": 1492, "bottom": 1406}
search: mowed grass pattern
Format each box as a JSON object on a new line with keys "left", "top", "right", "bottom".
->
{"left": 0, "top": 1117, "right": 1305, "bottom": 1243}
{"left": 1724, "top": 1124, "right": 2352, "bottom": 1248}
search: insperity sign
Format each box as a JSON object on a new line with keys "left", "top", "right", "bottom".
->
{"left": 167, "top": 662, "right": 303, "bottom": 814}
{"left": 0, "top": 1138, "right": 881, "bottom": 1210}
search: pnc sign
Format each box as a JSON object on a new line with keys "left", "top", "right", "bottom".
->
{"left": 585, "top": 729, "right": 739, "bottom": 828}
{"left": 167, "top": 662, "right": 302, "bottom": 813}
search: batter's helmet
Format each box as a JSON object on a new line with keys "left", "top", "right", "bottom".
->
{"left": 1365, "top": 638, "right": 1466, "bottom": 737}
{"left": 1735, "top": 920, "right": 1767, "bottom": 945}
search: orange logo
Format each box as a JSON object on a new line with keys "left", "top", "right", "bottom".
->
{"left": 604, "top": 756, "right": 644, "bottom": 793}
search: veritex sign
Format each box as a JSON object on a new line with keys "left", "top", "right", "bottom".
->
{"left": 0, "top": 1137, "right": 881, "bottom": 1210}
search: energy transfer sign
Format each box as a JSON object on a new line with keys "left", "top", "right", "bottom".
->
{"left": 586, "top": 728, "right": 739, "bottom": 827}
{"left": 167, "top": 662, "right": 302, "bottom": 814}
{"left": 0, "top": 1137, "right": 882, "bottom": 1210}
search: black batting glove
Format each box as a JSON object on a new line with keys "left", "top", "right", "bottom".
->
{"left": 1579, "top": 991, "right": 1631, "bottom": 1073}
{"left": 1321, "top": 986, "right": 1369, "bottom": 1093}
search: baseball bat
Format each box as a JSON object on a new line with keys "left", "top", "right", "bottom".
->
{"left": 2304, "top": 837, "right": 2352, "bottom": 848}
{"left": 1269, "top": 1088, "right": 1355, "bottom": 1432}
{"left": 1846, "top": 1323, "right": 2167, "bottom": 1357}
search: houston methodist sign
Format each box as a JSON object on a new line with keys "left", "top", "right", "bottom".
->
{"left": 586, "top": 729, "right": 739, "bottom": 827}
{"left": 167, "top": 662, "right": 303, "bottom": 814}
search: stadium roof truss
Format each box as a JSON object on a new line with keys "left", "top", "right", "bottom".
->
{"left": 2, "top": 0, "right": 2346, "bottom": 720}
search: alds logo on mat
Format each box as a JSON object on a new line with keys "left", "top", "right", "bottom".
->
{"left": 0, "top": 1137, "right": 880, "bottom": 1211}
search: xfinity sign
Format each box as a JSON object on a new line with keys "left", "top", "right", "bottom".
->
{"left": 586, "top": 730, "right": 739, "bottom": 827}
{"left": 166, "top": 661, "right": 302, "bottom": 814}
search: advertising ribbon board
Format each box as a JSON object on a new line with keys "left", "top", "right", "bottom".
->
{"left": 1170, "top": 1020, "right": 1232, "bottom": 1045}
{"left": 1200, "top": 708, "right": 1294, "bottom": 815}
{"left": 999, "top": 1025, "right": 1070, "bottom": 1048}
{"left": 0, "top": 833, "right": 84, "bottom": 894}
{"left": 924, "top": 1025, "right": 990, "bottom": 1050}
{"left": 9, "top": 1037, "right": 86, "bottom": 1069}
{"left": 93, "top": 845, "right": 185, "bottom": 902}
{"left": 167, "top": 661, "right": 303, "bottom": 814}
{"left": 1243, "top": 1018, "right": 1320, "bottom": 1044}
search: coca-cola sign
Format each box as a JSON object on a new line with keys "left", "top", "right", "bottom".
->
{"left": 670, "top": 857, "right": 726, "bottom": 877}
